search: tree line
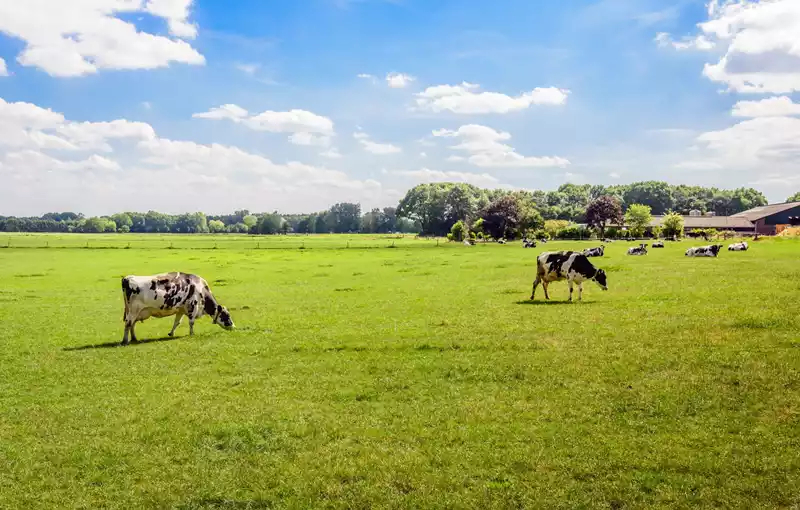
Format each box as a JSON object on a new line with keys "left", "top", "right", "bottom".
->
{"left": 0, "top": 206, "right": 418, "bottom": 234}
{"left": 1, "top": 181, "right": 795, "bottom": 236}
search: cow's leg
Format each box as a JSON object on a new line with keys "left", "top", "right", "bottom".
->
{"left": 189, "top": 318, "right": 195, "bottom": 336}
{"left": 129, "top": 320, "right": 138, "bottom": 343}
{"left": 168, "top": 312, "right": 184, "bottom": 337}
{"left": 578, "top": 282, "right": 584, "bottom": 301}
{"left": 568, "top": 280, "right": 574, "bottom": 302}
{"left": 530, "top": 277, "right": 541, "bottom": 300}
{"left": 122, "top": 321, "right": 130, "bottom": 346}
{"left": 543, "top": 282, "right": 550, "bottom": 300}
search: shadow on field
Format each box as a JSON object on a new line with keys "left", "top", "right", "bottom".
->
{"left": 63, "top": 335, "right": 180, "bottom": 351}
{"left": 515, "top": 300, "right": 597, "bottom": 306}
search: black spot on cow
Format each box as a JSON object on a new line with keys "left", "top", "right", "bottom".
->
{"left": 568, "top": 253, "right": 598, "bottom": 278}
{"left": 122, "top": 277, "right": 138, "bottom": 301}
{"left": 150, "top": 280, "right": 156, "bottom": 291}
{"left": 204, "top": 293, "right": 218, "bottom": 316}
{"left": 544, "top": 252, "right": 572, "bottom": 277}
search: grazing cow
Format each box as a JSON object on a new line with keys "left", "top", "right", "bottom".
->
{"left": 539, "top": 238, "right": 548, "bottom": 244}
{"left": 627, "top": 243, "right": 648, "bottom": 256}
{"left": 685, "top": 244, "right": 723, "bottom": 257}
{"left": 531, "top": 251, "right": 608, "bottom": 302}
{"left": 652, "top": 241, "right": 665, "bottom": 248}
{"left": 728, "top": 241, "right": 748, "bottom": 251}
{"left": 121, "top": 272, "right": 234, "bottom": 345}
{"left": 583, "top": 245, "right": 605, "bottom": 257}
{"left": 522, "top": 238, "right": 537, "bottom": 248}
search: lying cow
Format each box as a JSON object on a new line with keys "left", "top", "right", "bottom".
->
{"left": 498, "top": 239, "right": 507, "bottom": 245}
{"left": 531, "top": 251, "right": 608, "bottom": 302}
{"left": 627, "top": 243, "right": 648, "bottom": 256}
{"left": 522, "top": 238, "right": 537, "bottom": 248}
{"left": 583, "top": 245, "right": 605, "bottom": 257}
{"left": 728, "top": 241, "right": 748, "bottom": 251}
{"left": 652, "top": 241, "right": 665, "bottom": 248}
{"left": 685, "top": 244, "right": 723, "bottom": 257}
{"left": 121, "top": 272, "right": 234, "bottom": 345}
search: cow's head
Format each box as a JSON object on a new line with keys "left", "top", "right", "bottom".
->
{"left": 712, "top": 244, "right": 722, "bottom": 255}
{"left": 213, "top": 305, "right": 235, "bottom": 330}
{"left": 594, "top": 269, "right": 608, "bottom": 291}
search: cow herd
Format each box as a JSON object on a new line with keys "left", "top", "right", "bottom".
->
{"left": 118, "top": 239, "right": 752, "bottom": 343}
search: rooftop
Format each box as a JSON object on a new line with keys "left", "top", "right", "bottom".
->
{"left": 732, "top": 201, "right": 800, "bottom": 222}
{"left": 650, "top": 215, "right": 754, "bottom": 229}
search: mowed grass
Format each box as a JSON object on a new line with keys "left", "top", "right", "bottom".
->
{"left": 0, "top": 235, "right": 799, "bottom": 509}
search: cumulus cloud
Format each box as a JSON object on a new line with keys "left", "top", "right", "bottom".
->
{"left": 658, "top": 0, "right": 800, "bottom": 93}
{"left": 353, "top": 131, "right": 401, "bottom": 155}
{"left": 0, "top": 58, "right": 7, "bottom": 76}
{"left": 0, "top": 95, "right": 393, "bottom": 215}
{"left": 655, "top": 32, "right": 715, "bottom": 51}
{"left": 386, "top": 72, "right": 415, "bottom": 88}
{"left": 194, "top": 104, "right": 335, "bottom": 146}
{"left": 393, "top": 168, "right": 502, "bottom": 188}
{"left": 731, "top": 96, "right": 800, "bottom": 117}
{"left": 0, "top": 0, "right": 204, "bottom": 77}
{"left": 415, "top": 82, "right": 569, "bottom": 114}
{"left": 320, "top": 148, "right": 343, "bottom": 159}
{"left": 433, "top": 124, "right": 570, "bottom": 168}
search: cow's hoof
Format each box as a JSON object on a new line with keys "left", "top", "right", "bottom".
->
{"left": 168, "top": 332, "right": 174, "bottom": 338}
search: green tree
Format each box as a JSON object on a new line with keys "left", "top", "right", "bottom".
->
{"left": 449, "top": 220, "right": 467, "bottom": 242}
{"left": 257, "top": 213, "right": 283, "bottom": 234}
{"left": 544, "top": 220, "right": 569, "bottom": 238}
{"left": 625, "top": 204, "right": 653, "bottom": 237}
{"left": 585, "top": 195, "right": 624, "bottom": 238}
{"left": 661, "top": 212, "right": 685, "bottom": 238}
{"left": 209, "top": 220, "right": 226, "bottom": 233}
{"left": 243, "top": 215, "right": 258, "bottom": 229}
{"left": 787, "top": 192, "right": 800, "bottom": 203}
{"left": 110, "top": 213, "right": 132, "bottom": 230}
{"left": 83, "top": 217, "right": 108, "bottom": 233}
{"left": 623, "top": 181, "right": 674, "bottom": 215}
{"left": 480, "top": 195, "right": 520, "bottom": 240}
{"left": 103, "top": 219, "right": 117, "bottom": 233}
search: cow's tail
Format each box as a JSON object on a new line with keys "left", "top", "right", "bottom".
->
{"left": 121, "top": 277, "right": 132, "bottom": 320}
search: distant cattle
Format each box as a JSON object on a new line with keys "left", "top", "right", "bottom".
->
{"left": 728, "top": 241, "right": 748, "bottom": 251}
{"left": 627, "top": 243, "right": 648, "bottom": 256}
{"left": 121, "top": 272, "right": 234, "bottom": 345}
{"left": 602, "top": 238, "right": 615, "bottom": 243}
{"left": 652, "top": 241, "right": 665, "bottom": 248}
{"left": 522, "top": 238, "right": 537, "bottom": 248}
{"left": 685, "top": 245, "right": 723, "bottom": 257}
{"left": 531, "top": 251, "right": 608, "bottom": 302}
{"left": 463, "top": 239, "right": 474, "bottom": 246}
{"left": 583, "top": 245, "right": 605, "bottom": 257}
{"left": 498, "top": 239, "right": 507, "bottom": 245}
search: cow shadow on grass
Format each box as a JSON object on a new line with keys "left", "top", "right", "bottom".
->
{"left": 515, "top": 300, "right": 598, "bottom": 306}
{"left": 63, "top": 335, "right": 187, "bottom": 351}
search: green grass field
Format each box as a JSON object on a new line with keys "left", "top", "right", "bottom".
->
{"left": 1, "top": 234, "right": 799, "bottom": 509}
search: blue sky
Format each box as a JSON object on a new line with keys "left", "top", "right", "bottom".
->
{"left": 1, "top": 0, "right": 799, "bottom": 215}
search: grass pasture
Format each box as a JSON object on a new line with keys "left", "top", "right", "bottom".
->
{"left": 1, "top": 234, "right": 799, "bottom": 509}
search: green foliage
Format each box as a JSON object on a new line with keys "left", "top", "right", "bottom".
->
{"left": 625, "top": 204, "right": 653, "bottom": 237}
{"left": 256, "top": 213, "right": 283, "bottom": 235}
{"left": 555, "top": 225, "right": 591, "bottom": 239}
{"left": 787, "top": 192, "right": 800, "bottom": 203}
{"left": 243, "top": 215, "right": 258, "bottom": 228}
{"left": 661, "top": 212, "right": 685, "bottom": 238}
{"left": 479, "top": 195, "right": 519, "bottom": 240}
{"left": 544, "top": 220, "right": 570, "bottom": 238}
{"left": 449, "top": 220, "right": 466, "bottom": 242}
{"left": 208, "top": 220, "right": 226, "bottom": 233}
{"left": 586, "top": 195, "right": 624, "bottom": 237}
{"left": 651, "top": 225, "right": 663, "bottom": 238}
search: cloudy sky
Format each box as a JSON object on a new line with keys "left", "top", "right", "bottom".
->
{"left": 1, "top": 0, "right": 798, "bottom": 215}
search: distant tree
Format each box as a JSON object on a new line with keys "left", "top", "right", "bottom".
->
{"left": 661, "top": 212, "right": 685, "bottom": 238}
{"left": 256, "top": 214, "right": 283, "bottom": 235}
{"left": 625, "top": 204, "right": 653, "bottom": 237}
{"left": 450, "top": 220, "right": 466, "bottom": 242}
{"left": 623, "top": 181, "right": 674, "bottom": 215}
{"left": 585, "top": 195, "right": 624, "bottom": 238}
{"left": 243, "top": 215, "right": 258, "bottom": 229}
{"left": 209, "top": 220, "right": 226, "bottom": 233}
{"left": 544, "top": 220, "right": 570, "bottom": 239}
{"left": 110, "top": 213, "right": 132, "bottom": 230}
{"left": 480, "top": 195, "right": 520, "bottom": 240}
{"left": 103, "top": 219, "right": 117, "bottom": 233}
{"left": 787, "top": 191, "right": 800, "bottom": 203}
{"left": 83, "top": 217, "right": 108, "bottom": 233}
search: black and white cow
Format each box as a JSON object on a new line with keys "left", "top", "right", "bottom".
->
{"left": 627, "top": 243, "right": 648, "bottom": 256}
{"left": 583, "top": 245, "right": 605, "bottom": 257}
{"left": 685, "top": 244, "right": 723, "bottom": 257}
{"left": 121, "top": 272, "right": 234, "bottom": 345}
{"left": 522, "top": 238, "right": 537, "bottom": 248}
{"left": 652, "top": 241, "right": 665, "bottom": 248}
{"left": 728, "top": 241, "right": 748, "bottom": 251}
{"left": 498, "top": 239, "right": 507, "bottom": 245}
{"left": 531, "top": 251, "right": 608, "bottom": 302}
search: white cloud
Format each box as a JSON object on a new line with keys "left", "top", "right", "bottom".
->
{"left": 353, "top": 132, "right": 401, "bottom": 155}
{"left": 289, "top": 132, "right": 331, "bottom": 147}
{"left": 0, "top": 58, "right": 7, "bottom": 76}
{"left": 732, "top": 96, "right": 800, "bottom": 118}
{"left": 2, "top": 150, "right": 121, "bottom": 175}
{"left": 415, "top": 82, "right": 569, "bottom": 114}
{"left": 235, "top": 63, "right": 260, "bottom": 76}
{"left": 655, "top": 32, "right": 715, "bottom": 51}
{"left": 609, "top": 172, "right": 621, "bottom": 179}
{"left": 419, "top": 152, "right": 427, "bottom": 158}
{"left": 393, "top": 168, "right": 501, "bottom": 188}
{"left": 433, "top": 124, "right": 570, "bottom": 168}
{"left": 57, "top": 119, "right": 156, "bottom": 151}
{"left": 0, "top": 0, "right": 204, "bottom": 77}
{"left": 386, "top": 72, "right": 415, "bottom": 89}
{"left": 141, "top": 101, "right": 152, "bottom": 110}
{"left": 659, "top": 0, "right": 800, "bottom": 93}
{"left": 320, "top": 148, "right": 343, "bottom": 159}
{"left": 446, "top": 155, "right": 465, "bottom": 162}
{"left": 194, "top": 104, "right": 335, "bottom": 145}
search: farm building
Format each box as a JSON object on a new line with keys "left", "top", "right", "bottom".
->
{"left": 649, "top": 201, "right": 800, "bottom": 235}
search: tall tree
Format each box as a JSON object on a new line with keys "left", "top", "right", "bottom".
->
{"left": 624, "top": 204, "right": 653, "bottom": 237}
{"left": 623, "top": 181, "right": 674, "bottom": 215}
{"left": 479, "top": 195, "right": 520, "bottom": 240}
{"left": 661, "top": 212, "right": 685, "bottom": 238}
{"left": 585, "top": 195, "right": 624, "bottom": 238}
{"left": 788, "top": 192, "right": 800, "bottom": 203}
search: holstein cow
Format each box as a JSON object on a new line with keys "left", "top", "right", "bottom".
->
{"left": 531, "top": 251, "right": 608, "bottom": 302}
{"left": 685, "top": 244, "right": 723, "bottom": 257}
{"left": 583, "top": 245, "right": 605, "bottom": 257}
{"left": 627, "top": 243, "right": 648, "bottom": 256}
{"left": 121, "top": 272, "right": 234, "bottom": 345}
{"left": 652, "top": 241, "right": 665, "bottom": 248}
{"left": 728, "top": 241, "right": 749, "bottom": 251}
{"left": 522, "top": 238, "right": 537, "bottom": 248}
